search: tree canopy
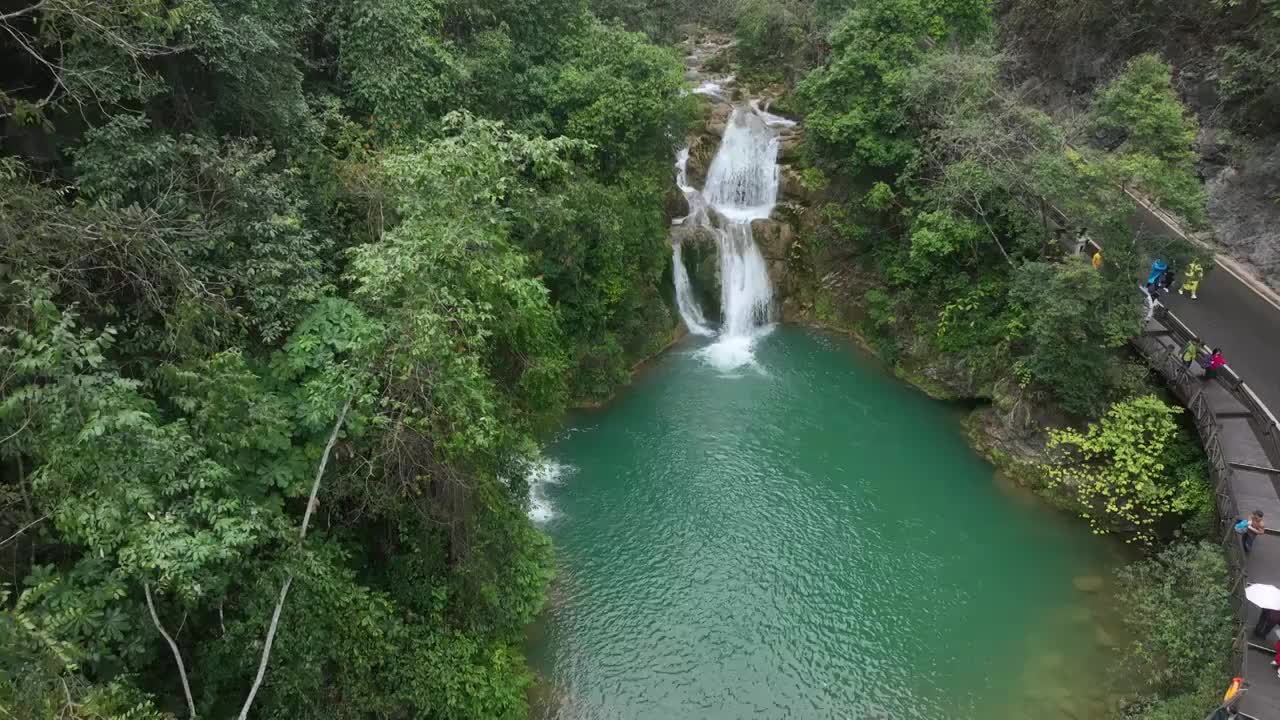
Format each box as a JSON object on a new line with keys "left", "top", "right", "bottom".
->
{"left": 1, "top": 2, "right": 689, "bottom": 717}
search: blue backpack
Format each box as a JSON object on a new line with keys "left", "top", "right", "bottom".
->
{"left": 1235, "top": 519, "right": 1251, "bottom": 535}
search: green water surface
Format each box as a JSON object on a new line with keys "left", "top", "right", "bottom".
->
{"left": 530, "top": 327, "right": 1122, "bottom": 720}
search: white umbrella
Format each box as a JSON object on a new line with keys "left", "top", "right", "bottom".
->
{"left": 1246, "top": 583, "right": 1280, "bottom": 610}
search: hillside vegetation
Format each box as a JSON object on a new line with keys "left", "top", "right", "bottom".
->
{"left": 3, "top": 0, "right": 1264, "bottom": 717}
{"left": 1, "top": 2, "right": 690, "bottom": 717}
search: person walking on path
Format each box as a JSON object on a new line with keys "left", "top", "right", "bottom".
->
{"left": 1202, "top": 347, "right": 1226, "bottom": 381}
{"left": 1146, "top": 258, "right": 1168, "bottom": 289}
{"left": 1156, "top": 265, "right": 1176, "bottom": 294}
{"left": 1237, "top": 510, "right": 1266, "bottom": 553}
{"left": 1255, "top": 607, "right": 1280, "bottom": 639}
{"left": 1180, "top": 260, "right": 1204, "bottom": 299}
{"left": 1091, "top": 250, "right": 1102, "bottom": 270}
{"left": 1181, "top": 338, "right": 1205, "bottom": 369}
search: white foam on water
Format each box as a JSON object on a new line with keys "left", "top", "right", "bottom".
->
{"left": 697, "top": 334, "right": 757, "bottom": 373}
{"left": 527, "top": 460, "right": 569, "bottom": 523}
{"left": 696, "top": 324, "right": 776, "bottom": 373}
{"left": 692, "top": 81, "right": 725, "bottom": 100}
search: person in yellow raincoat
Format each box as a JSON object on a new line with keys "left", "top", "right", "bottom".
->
{"left": 1181, "top": 337, "right": 1205, "bottom": 369}
{"left": 1180, "top": 260, "right": 1204, "bottom": 299}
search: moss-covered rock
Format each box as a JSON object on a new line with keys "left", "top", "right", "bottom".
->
{"left": 664, "top": 187, "right": 689, "bottom": 221}
{"left": 778, "top": 129, "right": 802, "bottom": 164}
{"left": 751, "top": 218, "right": 795, "bottom": 261}
{"left": 960, "top": 386, "right": 1085, "bottom": 513}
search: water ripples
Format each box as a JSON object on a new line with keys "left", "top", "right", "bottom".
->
{"left": 532, "top": 328, "right": 1121, "bottom": 720}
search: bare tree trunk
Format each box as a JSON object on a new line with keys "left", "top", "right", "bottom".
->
{"left": 299, "top": 398, "right": 350, "bottom": 541}
{"left": 0, "top": 513, "right": 47, "bottom": 549}
{"left": 144, "top": 582, "right": 197, "bottom": 718}
{"left": 238, "top": 576, "right": 292, "bottom": 720}
{"left": 237, "top": 398, "right": 350, "bottom": 720}
{"left": 972, "top": 195, "right": 1015, "bottom": 268}
{"left": 1039, "top": 199, "right": 1050, "bottom": 245}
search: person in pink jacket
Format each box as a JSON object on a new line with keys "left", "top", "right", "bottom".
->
{"left": 1202, "top": 347, "right": 1226, "bottom": 381}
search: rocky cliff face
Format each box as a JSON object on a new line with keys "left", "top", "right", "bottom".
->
{"left": 1202, "top": 142, "right": 1280, "bottom": 283}
{"left": 995, "top": 4, "right": 1280, "bottom": 290}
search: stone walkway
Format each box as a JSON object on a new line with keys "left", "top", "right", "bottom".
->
{"left": 1244, "top": 538, "right": 1280, "bottom": 719}
{"left": 1135, "top": 314, "right": 1280, "bottom": 719}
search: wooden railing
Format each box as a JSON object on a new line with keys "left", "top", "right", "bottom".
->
{"left": 1132, "top": 308, "right": 1251, "bottom": 676}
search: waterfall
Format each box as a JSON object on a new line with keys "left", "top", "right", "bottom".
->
{"left": 704, "top": 106, "right": 780, "bottom": 223}
{"left": 715, "top": 223, "right": 772, "bottom": 337}
{"left": 672, "top": 243, "right": 715, "bottom": 337}
{"left": 675, "top": 146, "right": 692, "bottom": 190}
{"left": 672, "top": 148, "right": 715, "bottom": 337}
{"left": 670, "top": 103, "right": 787, "bottom": 370}
{"left": 674, "top": 147, "right": 709, "bottom": 227}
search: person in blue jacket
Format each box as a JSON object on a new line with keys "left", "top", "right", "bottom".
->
{"left": 1236, "top": 510, "right": 1265, "bottom": 553}
{"left": 1146, "top": 258, "right": 1168, "bottom": 289}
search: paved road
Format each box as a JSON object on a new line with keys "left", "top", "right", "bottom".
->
{"left": 1160, "top": 279, "right": 1280, "bottom": 414}
{"left": 1133, "top": 212, "right": 1280, "bottom": 416}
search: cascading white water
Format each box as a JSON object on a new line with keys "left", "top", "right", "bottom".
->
{"left": 670, "top": 103, "right": 789, "bottom": 369}
{"left": 672, "top": 242, "right": 715, "bottom": 337}
{"left": 675, "top": 146, "right": 691, "bottom": 188}
{"left": 674, "top": 147, "right": 709, "bottom": 227}
{"left": 704, "top": 106, "right": 778, "bottom": 340}
{"left": 704, "top": 106, "right": 780, "bottom": 223}
{"left": 672, "top": 148, "right": 715, "bottom": 337}
{"left": 714, "top": 223, "right": 772, "bottom": 338}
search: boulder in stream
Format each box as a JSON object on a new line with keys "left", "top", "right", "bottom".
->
{"left": 750, "top": 218, "right": 795, "bottom": 261}
{"left": 778, "top": 165, "right": 820, "bottom": 204}
{"left": 778, "top": 131, "right": 802, "bottom": 163}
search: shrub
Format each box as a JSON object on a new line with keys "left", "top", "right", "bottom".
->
{"left": 1114, "top": 542, "right": 1232, "bottom": 696}
{"left": 1045, "top": 395, "right": 1212, "bottom": 542}
{"left": 1007, "top": 262, "right": 1142, "bottom": 418}
{"left": 1092, "top": 54, "right": 1198, "bottom": 164}
{"left": 797, "top": 0, "right": 991, "bottom": 171}
{"left": 1090, "top": 54, "right": 1207, "bottom": 227}
{"left": 735, "top": 0, "right": 808, "bottom": 75}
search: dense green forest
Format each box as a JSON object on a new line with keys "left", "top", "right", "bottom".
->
{"left": 1, "top": 1, "right": 692, "bottom": 717}
{"left": 4, "top": 0, "right": 1276, "bottom": 717}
